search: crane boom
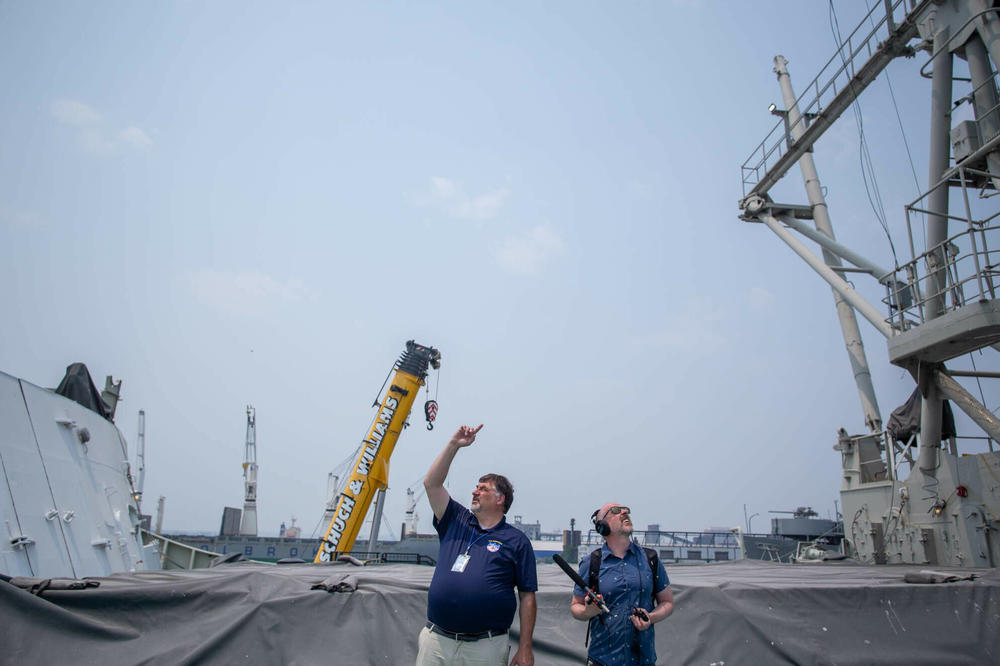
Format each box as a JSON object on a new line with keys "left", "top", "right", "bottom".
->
{"left": 315, "top": 340, "right": 440, "bottom": 562}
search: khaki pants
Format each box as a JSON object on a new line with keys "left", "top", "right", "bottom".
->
{"left": 415, "top": 626, "right": 511, "bottom": 666}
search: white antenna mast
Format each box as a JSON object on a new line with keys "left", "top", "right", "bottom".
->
{"left": 134, "top": 409, "right": 146, "bottom": 511}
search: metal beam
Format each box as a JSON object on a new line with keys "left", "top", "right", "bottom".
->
{"left": 778, "top": 214, "right": 892, "bottom": 280}
{"left": 935, "top": 368, "right": 1000, "bottom": 441}
{"left": 759, "top": 213, "right": 894, "bottom": 339}
{"left": 773, "top": 53, "right": 884, "bottom": 433}
{"left": 946, "top": 370, "right": 1000, "bottom": 379}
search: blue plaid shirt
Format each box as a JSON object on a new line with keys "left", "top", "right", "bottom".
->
{"left": 574, "top": 542, "right": 669, "bottom": 666}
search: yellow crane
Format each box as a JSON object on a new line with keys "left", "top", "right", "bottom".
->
{"left": 315, "top": 340, "right": 440, "bottom": 562}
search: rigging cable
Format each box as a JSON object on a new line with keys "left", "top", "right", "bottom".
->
{"left": 864, "top": 0, "right": 928, "bottom": 251}
{"left": 884, "top": 65, "right": 924, "bottom": 197}
{"left": 968, "top": 351, "right": 990, "bottom": 421}
{"left": 310, "top": 444, "right": 363, "bottom": 537}
{"left": 828, "top": 0, "right": 899, "bottom": 269}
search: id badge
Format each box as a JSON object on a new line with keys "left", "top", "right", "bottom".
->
{"left": 451, "top": 553, "right": 470, "bottom": 573}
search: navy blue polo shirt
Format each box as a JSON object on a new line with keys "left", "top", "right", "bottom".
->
{"left": 427, "top": 497, "right": 538, "bottom": 634}
{"left": 574, "top": 542, "right": 669, "bottom": 666}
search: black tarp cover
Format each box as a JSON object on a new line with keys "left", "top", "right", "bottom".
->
{"left": 3, "top": 559, "right": 999, "bottom": 665}
{"left": 53, "top": 362, "right": 111, "bottom": 420}
{"left": 886, "top": 387, "right": 956, "bottom": 444}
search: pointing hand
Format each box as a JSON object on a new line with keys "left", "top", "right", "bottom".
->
{"left": 450, "top": 424, "right": 483, "bottom": 448}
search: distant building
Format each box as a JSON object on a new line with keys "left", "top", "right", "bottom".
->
{"left": 511, "top": 515, "right": 541, "bottom": 539}
{"left": 219, "top": 507, "right": 242, "bottom": 537}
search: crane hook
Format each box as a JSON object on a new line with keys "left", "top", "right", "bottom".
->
{"left": 424, "top": 399, "right": 438, "bottom": 431}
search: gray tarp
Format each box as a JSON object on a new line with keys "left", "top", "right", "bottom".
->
{"left": 3, "top": 559, "right": 999, "bottom": 665}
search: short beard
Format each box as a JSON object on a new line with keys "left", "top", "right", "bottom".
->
{"left": 470, "top": 502, "right": 481, "bottom": 514}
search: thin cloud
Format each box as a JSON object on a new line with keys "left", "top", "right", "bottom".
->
{"left": 79, "top": 128, "right": 115, "bottom": 155}
{"left": 492, "top": 225, "right": 564, "bottom": 275}
{"left": 430, "top": 177, "right": 456, "bottom": 199}
{"left": 0, "top": 206, "right": 45, "bottom": 229}
{"left": 633, "top": 301, "right": 729, "bottom": 350}
{"left": 51, "top": 99, "right": 102, "bottom": 127}
{"left": 119, "top": 126, "right": 153, "bottom": 150}
{"left": 50, "top": 98, "right": 153, "bottom": 154}
{"left": 188, "top": 270, "right": 317, "bottom": 314}
{"left": 418, "top": 177, "right": 508, "bottom": 221}
{"left": 748, "top": 286, "right": 777, "bottom": 310}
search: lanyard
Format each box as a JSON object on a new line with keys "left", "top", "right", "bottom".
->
{"left": 465, "top": 529, "right": 491, "bottom": 555}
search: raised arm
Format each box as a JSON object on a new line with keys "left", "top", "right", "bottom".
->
{"left": 424, "top": 424, "right": 483, "bottom": 520}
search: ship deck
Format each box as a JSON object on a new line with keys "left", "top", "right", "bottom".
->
{"left": 3, "top": 558, "right": 998, "bottom": 664}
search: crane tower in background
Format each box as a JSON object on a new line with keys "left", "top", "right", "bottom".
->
{"left": 239, "top": 405, "right": 258, "bottom": 536}
{"left": 405, "top": 485, "right": 426, "bottom": 536}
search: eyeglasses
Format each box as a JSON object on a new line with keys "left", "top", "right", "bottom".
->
{"left": 606, "top": 506, "right": 630, "bottom": 516}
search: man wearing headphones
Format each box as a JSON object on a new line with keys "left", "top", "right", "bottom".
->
{"left": 570, "top": 503, "right": 674, "bottom": 666}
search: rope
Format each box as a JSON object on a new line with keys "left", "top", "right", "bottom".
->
{"left": 979, "top": 453, "right": 1000, "bottom": 485}
{"left": 829, "top": 0, "right": 899, "bottom": 268}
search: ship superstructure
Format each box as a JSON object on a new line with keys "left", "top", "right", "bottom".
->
{"left": 739, "top": 0, "right": 1000, "bottom": 566}
{"left": 0, "top": 365, "right": 157, "bottom": 577}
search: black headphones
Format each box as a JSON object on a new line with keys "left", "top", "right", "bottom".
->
{"left": 591, "top": 508, "right": 610, "bottom": 537}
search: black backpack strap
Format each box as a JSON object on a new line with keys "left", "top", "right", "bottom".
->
{"left": 585, "top": 548, "right": 603, "bottom": 647}
{"left": 589, "top": 548, "right": 602, "bottom": 594}
{"left": 643, "top": 547, "right": 659, "bottom": 603}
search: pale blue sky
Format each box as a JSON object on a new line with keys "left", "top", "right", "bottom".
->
{"left": 3, "top": 1, "right": 996, "bottom": 538}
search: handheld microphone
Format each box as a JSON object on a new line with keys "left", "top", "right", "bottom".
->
{"left": 552, "top": 554, "right": 610, "bottom": 614}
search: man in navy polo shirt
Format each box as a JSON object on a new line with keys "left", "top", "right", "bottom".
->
{"left": 416, "top": 424, "right": 537, "bottom": 666}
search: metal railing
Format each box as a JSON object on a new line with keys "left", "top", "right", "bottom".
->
{"left": 579, "top": 529, "right": 744, "bottom": 563}
{"left": 142, "top": 529, "right": 223, "bottom": 570}
{"left": 882, "top": 165, "right": 1000, "bottom": 329}
{"left": 322, "top": 550, "right": 437, "bottom": 566}
{"left": 847, "top": 428, "right": 995, "bottom": 484}
{"left": 740, "top": 0, "right": 914, "bottom": 198}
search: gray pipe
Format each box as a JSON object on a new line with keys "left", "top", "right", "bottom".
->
{"left": 919, "top": 27, "right": 954, "bottom": 470}
{"left": 964, "top": 33, "right": 1000, "bottom": 189}
{"left": 760, "top": 213, "right": 894, "bottom": 339}
{"left": 935, "top": 368, "right": 1000, "bottom": 442}
{"left": 778, "top": 215, "right": 892, "bottom": 280}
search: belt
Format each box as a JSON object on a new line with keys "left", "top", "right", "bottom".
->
{"left": 425, "top": 621, "right": 507, "bottom": 642}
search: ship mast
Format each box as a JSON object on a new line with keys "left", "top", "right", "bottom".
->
{"left": 738, "top": 0, "right": 1000, "bottom": 567}
{"left": 773, "top": 54, "right": 883, "bottom": 433}
{"left": 239, "top": 405, "right": 258, "bottom": 536}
